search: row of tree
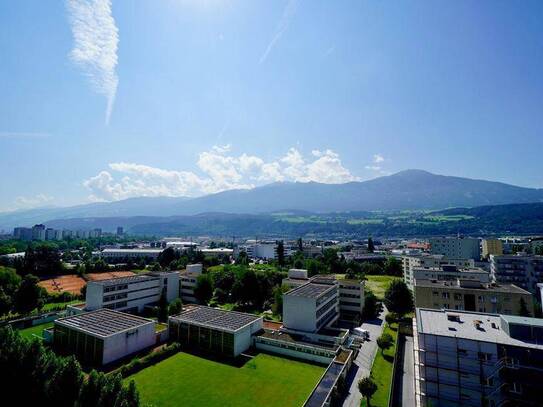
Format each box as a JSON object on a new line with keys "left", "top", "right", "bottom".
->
{"left": 0, "top": 267, "right": 47, "bottom": 316}
{"left": 0, "top": 326, "right": 139, "bottom": 406}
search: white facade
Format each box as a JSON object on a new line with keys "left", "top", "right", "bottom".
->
{"left": 403, "top": 254, "right": 475, "bottom": 286}
{"left": 100, "top": 248, "right": 163, "bottom": 260}
{"left": 429, "top": 237, "right": 481, "bottom": 260}
{"left": 86, "top": 271, "right": 180, "bottom": 313}
{"left": 180, "top": 264, "right": 202, "bottom": 303}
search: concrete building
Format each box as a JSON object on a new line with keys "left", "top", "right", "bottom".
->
{"left": 31, "top": 224, "right": 46, "bottom": 241}
{"left": 403, "top": 254, "right": 476, "bottom": 287}
{"left": 179, "top": 264, "right": 202, "bottom": 303}
{"left": 84, "top": 272, "right": 179, "bottom": 313}
{"left": 414, "top": 308, "right": 543, "bottom": 407}
{"left": 413, "top": 279, "right": 533, "bottom": 316}
{"left": 482, "top": 239, "right": 504, "bottom": 259}
{"left": 529, "top": 237, "right": 543, "bottom": 255}
{"left": 13, "top": 227, "right": 32, "bottom": 241}
{"left": 200, "top": 247, "right": 233, "bottom": 257}
{"left": 54, "top": 309, "right": 156, "bottom": 365}
{"left": 406, "top": 265, "right": 489, "bottom": 290}
{"left": 169, "top": 305, "right": 262, "bottom": 357}
{"left": 100, "top": 248, "right": 163, "bottom": 261}
{"left": 283, "top": 283, "right": 339, "bottom": 333}
{"left": 237, "top": 240, "right": 294, "bottom": 261}
{"left": 490, "top": 254, "right": 543, "bottom": 294}
{"left": 429, "top": 237, "right": 480, "bottom": 260}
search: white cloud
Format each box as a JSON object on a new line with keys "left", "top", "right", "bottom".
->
{"left": 13, "top": 194, "right": 54, "bottom": 210}
{"left": 259, "top": 0, "right": 300, "bottom": 64}
{"left": 66, "top": 0, "right": 119, "bottom": 125}
{"left": 83, "top": 146, "right": 359, "bottom": 201}
{"left": 373, "top": 154, "right": 384, "bottom": 163}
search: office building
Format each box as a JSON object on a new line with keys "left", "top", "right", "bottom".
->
{"left": 31, "top": 224, "right": 46, "bottom": 241}
{"left": 84, "top": 271, "right": 179, "bottom": 313}
{"left": 406, "top": 265, "right": 489, "bottom": 289}
{"left": 429, "top": 237, "right": 480, "bottom": 260}
{"left": 490, "top": 254, "right": 543, "bottom": 294}
{"left": 180, "top": 264, "right": 202, "bottom": 303}
{"left": 54, "top": 309, "right": 156, "bottom": 365}
{"left": 413, "top": 279, "right": 533, "bottom": 316}
{"left": 13, "top": 227, "right": 32, "bottom": 241}
{"left": 169, "top": 305, "right": 263, "bottom": 357}
{"left": 482, "top": 239, "right": 504, "bottom": 259}
{"left": 100, "top": 248, "right": 163, "bottom": 261}
{"left": 414, "top": 308, "right": 543, "bottom": 407}
{"left": 116, "top": 226, "right": 124, "bottom": 236}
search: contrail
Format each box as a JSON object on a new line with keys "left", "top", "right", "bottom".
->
{"left": 259, "top": 0, "right": 300, "bottom": 64}
{"left": 66, "top": 0, "right": 119, "bottom": 125}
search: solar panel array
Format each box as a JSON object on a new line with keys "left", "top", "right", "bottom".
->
{"left": 288, "top": 283, "right": 333, "bottom": 298}
{"left": 172, "top": 306, "right": 260, "bottom": 332}
{"left": 94, "top": 274, "right": 158, "bottom": 286}
{"left": 55, "top": 309, "right": 152, "bottom": 337}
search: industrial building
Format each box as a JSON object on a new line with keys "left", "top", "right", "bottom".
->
{"left": 84, "top": 271, "right": 179, "bottom": 313}
{"left": 413, "top": 278, "right": 533, "bottom": 316}
{"left": 429, "top": 237, "right": 481, "bottom": 260}
{"left": 169, "top": 305, "right": 263, "bottom": 357}
{"left": 53, "top": 309, "right": 156, "bottom": 365}
{"left": 414, "top": 308, "right": 543, "bottom": 407}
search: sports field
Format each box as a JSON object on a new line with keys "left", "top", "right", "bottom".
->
{"left": 128, "top": 352, "right": 325, "bottom": 407}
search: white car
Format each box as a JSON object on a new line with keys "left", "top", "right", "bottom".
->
{"left": 353, "top": 327, "right": 370, "bottom": 340}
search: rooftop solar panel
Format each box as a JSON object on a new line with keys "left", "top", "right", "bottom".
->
{"left": 92, "top": 274, "right": 159, "bottom": 286}
{"left": 286, "top": 283, "right": 334, "bottom": 298}
{"left": 170, "top": 306, "right": 261, "bottom": 332}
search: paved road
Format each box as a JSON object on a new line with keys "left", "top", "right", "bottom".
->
{"left": 400, "top": 336, "right": 415, "bottom": 407}
{"left": 342, "top": 308, "right": 387, "bottom": 407}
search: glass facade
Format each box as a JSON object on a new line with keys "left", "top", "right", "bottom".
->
{"left": 54, "top": 325, "right": 104, "bottom": 366}
{"left": 170, "top": 321, "right": 235, "bottom": 356}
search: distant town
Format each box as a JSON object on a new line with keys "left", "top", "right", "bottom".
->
{"left": 1, "top": 223, "right": 543, "bottom": 407}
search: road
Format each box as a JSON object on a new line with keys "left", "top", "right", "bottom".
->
{"left": 341, "top": 307, "right": 387, "bottom": 407}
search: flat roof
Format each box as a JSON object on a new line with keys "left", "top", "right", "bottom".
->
{"left": 55, "top": 309, "right": 154, "bottom": 338}
{"left": 170, "top": 305, "right": 261, "bottom": 333}
{"left": 416, "top": 308, "right": 543, "bottom": 350}
{"left": 414, "top": 279, "right": 529, "bottom": 294}
{"left": 286, "top": 282, "right": 335, "bottom": 299}
{"left": 91, "top": 274, "right": 159, "bottom": 286}
{"left": 102, "top": 248, "right": 163, "bottom": 252}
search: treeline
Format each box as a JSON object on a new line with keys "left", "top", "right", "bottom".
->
{"left": 0, "top": 326, "right": 139, "bottom": 406}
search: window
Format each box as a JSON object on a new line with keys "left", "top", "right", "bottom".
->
{"left": 478, "top": 352, "right": 492, "bottom": 362}
{"left": 442, "top": 292, "right": 450, "bottom": 299}
{"left": 458, "top": 348, "right": 468, "bottom": 356}
{"left": 454, "top": 293, "right": 462, "bottom": 301}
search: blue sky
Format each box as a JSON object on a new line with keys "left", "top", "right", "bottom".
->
{"left": 1, "top": 0, "right": 543, "bottom": 212}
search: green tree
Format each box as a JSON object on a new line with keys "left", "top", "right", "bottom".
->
{"left": 47, "top": 356, "right": 83, "bottom": 407}
{"left": 358, "top": 376, "right": 378, "bottom": 407}
{"left": 383, "top": 256, "right": 402, "bottom": 276}
{"left": 14, "top": 274, "right": 44, "bottom": 314}
{"left": 237, "top": 251, "right": 249, "bottom": 266}
{"left": 158, "top": 247, "right": 178, "bottom": 269}
{"left": 297, "top": 238, "right": 303, "bottom": 252}
{"left": 78, "top": 370, "right": 105, "bottom": 407}
{"left": 276, "top": 241, "right": 285, "bottom": 267}
{"left": 157, "top": 294, "right": 169, "bottom": 322}
{"left": 168, "top": 298, "right": 183, "bottom": 316}
{"left": 362, "top": 289, "right": 380, "bottom": 320}
{"left": 367, "top": 237, "right": 375, "bottom": 253}
{"left": 272, "top": 284, "right": 290, "bottom": 316}
{"left": 194, "top": 274, "right": 214, "bottom": 305}
{"left": 384, "top": 280, "right": 413, "bottom": 317}
{"left": 0, "top": 287, "right": 12, "bottom": 315}
{"left": 376, "top": 332, "right": 394, "bottom": 355}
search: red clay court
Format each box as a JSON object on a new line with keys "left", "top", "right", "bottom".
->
{"left": 38, "top": 275, "right": 86, "bottom": 295}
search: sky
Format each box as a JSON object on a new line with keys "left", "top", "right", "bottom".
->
{"left": 1, "top": 0, "right": 543, "bottom": 212}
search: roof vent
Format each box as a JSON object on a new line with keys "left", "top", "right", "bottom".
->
{"left": 447, "top": 314, "right": 461, "bottom": 322}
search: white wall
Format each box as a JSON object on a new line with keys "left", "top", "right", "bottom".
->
{"left": 102, "top": 322, "right": 156, "bottom": 365}
{"left": 283, "top": 295, "right": 316, "bottom": 332}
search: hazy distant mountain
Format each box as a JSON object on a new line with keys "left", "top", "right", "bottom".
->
{"left": 2, "top": 169, "right": 543, "bottom": 229}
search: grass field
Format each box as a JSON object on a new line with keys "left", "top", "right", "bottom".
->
{"left": 364, "top": 275, "right": 400, "bottom": 299}
{"left": 128, "top": 352, "right": 325, "bottom": 407}
{"left": 361, "top": 323, "right": 398, "bottom": 407}
{"left": 18, "top": 321, "right": 54, "bottom": 340}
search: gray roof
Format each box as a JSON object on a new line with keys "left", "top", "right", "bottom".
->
{"left": 170, "top": 306, "right": 261, "bottom": 333}
{"left": 416, "top": 308, "right": 543, "bottom": 350}
{"left": 91, "top": 274, "right": 159, "bottom": 286}
{"left": 55, "top": 309, "right": 154, "bottom": 338}
{"left": 414, "top": 279, "right": 530, "bottom": 294}
{"left": 286, "top": 283, "right": 335, "bottom": 299}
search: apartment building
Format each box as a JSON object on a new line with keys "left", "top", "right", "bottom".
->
{"left": 405, "top": 264, "right": 489, "bottom": 290}
{"left": 403, "top": 254, "right": 475, "bottom": 286}
{"left": 482, "top": 239, "right": 504, "bottom": 259}
{"left": 283, "top": 283, "right": 339, "bottom": 333}
{"left": 84, "top": 271, "right": 179, "bottom": 313}
{"left": 413, "top": 279, "right": 533, "bottom": 316}
{"left": 490, "top": 254, "right": 543, "bottom": 294}
{"left": 429, "top": 237, "right": 481, "bottom": 260}
{"left": 99, "top": 248, "right": 164, "bottom": 261}
{"left": 414, "top": 308, "right": 543, "bottom": 407}
{"left": 179, "top": 264, "right": 202, "bottom": 303}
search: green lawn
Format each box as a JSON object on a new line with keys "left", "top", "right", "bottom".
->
{"left": 361, "top": 323, "right": 398, "bottom": 407}
{"left": 128, "top": 352, "right": 325, "bottom": 407}
{"left": 364, "top": 275, "right": 400, "bottom": 299}
{"left": 18, "top": 321, "right": 54, "bottom": 340}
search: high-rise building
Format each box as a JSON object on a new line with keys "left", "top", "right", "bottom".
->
{"left": 116, "top": 226, "right": 124, "bottom": 236}
{"left": 31, "top": 224, "right": 46, "bottom": 241}
{"left": 429, "top": 237, "right": 481, "bottom": 260}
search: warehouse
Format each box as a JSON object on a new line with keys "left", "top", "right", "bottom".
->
{"left": 169, "top": 306, "right": 263, "bottom": 357}
{"left": 53, "top": 309, "right": 156, "bottom": 365}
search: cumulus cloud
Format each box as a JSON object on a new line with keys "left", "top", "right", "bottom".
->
{"left": 365, "top": 153, "right": 389, "bottom": 175}
{"left": 373, "top": 154, "right": 384, "bottom": 163}
{"left": 83, "top": 146, "right": 359, "bottom": 201}
{"left": 66, "top": 0, "right": 119, "bottom": 125}
{"left": 259, "top": 0, "right": 300, "bottom": 64}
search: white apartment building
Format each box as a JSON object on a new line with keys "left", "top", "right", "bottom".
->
{"left": 85, "top": 271, "right": 179, "bottom": 313}
{"left": 429, "top": 237, "right": 481, "bottom": 260}
{"left": 180, "top": 264, "right": 202, "bottom": 303}
{"left": 406, "top": 265, "right": 489, "bottom": 290}
{"left": 237, "top": 240, "right": 294, "bottom": 260}
{"left": 403, "top": 254, "right": 475, "bottom": 287}
{"left": 490, "top": 254, "right": 543, "bottom": 294}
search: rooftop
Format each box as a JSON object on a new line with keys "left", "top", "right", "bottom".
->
{"left": 416, "top": 308, "right": 543, "bottom": 350}
{"left": 55, "top": 309, "right": 154, "bottom": 338}
{"left": 102, "top": 248, "right": 163, "bottom": 253}
{"left": 286, "top": 282, "right": 335, "bottom": 299}
{"left": 90, "top": 274, "right": 159, "bottom": 286}
{"left": 170, "top": 305, "right": 261, "bottom": 333}
{"left": 414, "top": 279, "right": 529, "bottom": 294}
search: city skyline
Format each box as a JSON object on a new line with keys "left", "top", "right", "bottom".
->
{"left": 2, "top": 0, "right": 543, "bottom": 211}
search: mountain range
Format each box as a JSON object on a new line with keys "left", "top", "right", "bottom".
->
{"left": 2, "top": 169, "right": 543, "bottom": 231}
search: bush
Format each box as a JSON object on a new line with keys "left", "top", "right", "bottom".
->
{"left": 118, "top": 343, "right": 181, "bottom": 378}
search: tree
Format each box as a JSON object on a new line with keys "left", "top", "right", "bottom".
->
{"left": 276, "top": 241, "right": 285, "bottom": 267}
{"left": 367, "top": 237, "right": 375, "bottom": 253}
{"left": 376, "top": 332, "right": 394, "bottom": 355}
{"left": 384, "top": 280, "right": 413, "bottom": 317}
{"left": 158, "top": 247, "right": 178, "bottom": 269}
{"left": 0, "top": 288, "right": 12, "bottom": 315}
{"left": 382, "top": 257, "right": 402, "bottom": 277}
{"left": 519, "top": 297, "right": 531, "bottom": 317}
{"left": 237, "top": 251, "right": 249, "bottom": 266}
{"left": 272, "top": 285, "right": 290, "bottom": 316}
{"left": 14, "top": 274, "right": 44, "bottom": 314}
{"left": 157, "top": 294, "right": 169, "bottom": 322}
{"left": 297, "top": 238, "right": 303, "bottom": 252}
{"left": 168, "top": 298, "right": 183, "bottom": 316}
{"left": 47, "top": 356, "right": 83, "bottom": 407}
{"left": 194, "top": 274, "right": 214, "bottom": 305}
{"left": 358, "top": 377, "right": 378, "bottom": 407}
{"left": 362, "top": 289, "right": 380, "bottom": 320}
{"left": 385, "top": 312, "right": 398, "bottom": 325}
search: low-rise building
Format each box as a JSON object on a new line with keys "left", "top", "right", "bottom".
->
{"left": 413, "top": 279, "right": 533, "bottom": 316}
{"left": 169, "top": 305, "right": 263, "bottom": 357}
{"left": 84, "top": 271, "right": 179, "bottom": 313}
{"left": 414, "top": 308, "right": 543, "bottom": 407}
{"left": 53, "top": 309, "right": 156, "bottom": 365}
{"left": 179, "top": 264, "right": 202, "bottom": 303}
